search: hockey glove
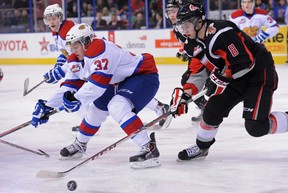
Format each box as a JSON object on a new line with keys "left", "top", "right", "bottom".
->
{"left": 170, "top": 87, "right": 191, "bottom": 117}
{"left": 176, "top": 48, "right": 189, "bottom": 62}
{"left": 63, "top": 91, "right": 81, "bottom": 113}
{"left": 54, "top": 54, "right": 67, "bottom": 68}
{"left": 32, "top": 99, "right": 54, "bottom": 128}
{"left": 254, "top": 30, "right": 269, "bottom": 44}
{"left": 205, "top": 70, "right": 231, "bottom": 97}
{"left": 44, "top": 65, "right": 65, "bottom": 84}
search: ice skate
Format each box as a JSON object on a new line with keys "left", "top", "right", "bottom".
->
{"left": 59, "top": 138, "right": 87, "bottom": 160}
{"left": 130, "top": 132, "right": 161, "bottom": 169}
{"left": 156, "top": 102, "right": 172, "bottom": 129}
{"left": 177, "top": 145, "right": 209, "bottom": 161}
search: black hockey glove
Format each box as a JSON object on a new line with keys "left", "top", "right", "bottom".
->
{"left": 170, "top": 87, "right": 191, "bottom": 117}
{"left": 205, "top": 70, "right": 231, "bottom": 97}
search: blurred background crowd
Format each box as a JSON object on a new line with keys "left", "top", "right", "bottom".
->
{"left": 0, "top": 0, "right": 287, "bottom": 33}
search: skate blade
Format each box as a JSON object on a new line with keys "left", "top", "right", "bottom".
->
{"left": 130, "top": 158, "right": 161, "bottom": 169}
{"left": 58, "top": 153, "right": 85, "bottom": 160}
{"left": 176, "top": 156, "right": 207, "bottom": 162}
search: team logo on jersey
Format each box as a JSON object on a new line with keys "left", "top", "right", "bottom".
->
{"left": 71, "top": 63, "right": 81, "bottom": 73}
{"left": 239, "top": 18, "right": 246, "bottom": 24}
{"left": 267, "top": 16, "right": 273, "bottom": 23}
{"left": 206, "top": 23, "right": 216, "bottom": 35}
{"left": 193, "top": 45, "right": 203, "bottom": 57}
{"left": 228, "top": 44, "right": 239, "bottom": 57}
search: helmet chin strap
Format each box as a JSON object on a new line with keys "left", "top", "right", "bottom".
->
{"left": 194, "top": 19, "right": 205, "bottom": 39}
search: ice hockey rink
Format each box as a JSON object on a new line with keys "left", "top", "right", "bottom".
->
{"left": 1, "top": 64, "right": 288, "bottom": 193}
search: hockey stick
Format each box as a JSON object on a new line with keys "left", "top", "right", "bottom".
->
{"left": 0, "top": 139, "right": 49, "bottom": 157}
{"left": 36, "top": 89, "right": 207, "bottom": 178}
{"left": 23, "top": 78, "right": 46, "bottom": 96}
{"left": 0, "top": 110, "right": 58, "bottom": 138}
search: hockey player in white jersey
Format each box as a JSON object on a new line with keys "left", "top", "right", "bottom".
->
{"left": 40, "top": 4, "right": 171, "bottom": 130}
{"left": 31, "top": 23, "right": 161, "bottom": 169}
{"left": 230, "top": 0, "right": 279, "bottom": 43}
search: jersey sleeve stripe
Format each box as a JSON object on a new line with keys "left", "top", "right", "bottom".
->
{"left": 88, "top": 72, "right": 112, "bottom": 88}
{"left": 60, "top": 79, "right": 85, "bottom": 90}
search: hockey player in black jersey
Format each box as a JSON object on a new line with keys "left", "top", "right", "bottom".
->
{"left": 171, "top": 2, "right": 288, "bottom": 161}
{"left": 165, "top": 0, "right": 207, "bottom": 123}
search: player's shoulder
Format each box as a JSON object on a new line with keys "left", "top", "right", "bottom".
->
{"left": 85, "top": 38, "right": 106, "bottom": 58}
{"left": 254, "top": 8, "right": 268, "bottom": 15}
{"left": 230, "top": 9, "right": 244, "bottom": 19}
{"left": 59, "top": 20, "right": 75, "bottom": 39}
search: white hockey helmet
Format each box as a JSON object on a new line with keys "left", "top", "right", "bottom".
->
{"left": 66, "top": 23, "right": 94, "bottom": 50}
{"left": 43, "top": 4, "right": 64, "bottom": 25}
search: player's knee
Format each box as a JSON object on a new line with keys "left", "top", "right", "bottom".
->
{"left": 202, "top": 109, "right": 223, "bottom": 126}
{"left": 108, "top": 95, "right": 133, "bottom": 123}
{"left": 245, "top": 119, "right": 270, "bottom": 137}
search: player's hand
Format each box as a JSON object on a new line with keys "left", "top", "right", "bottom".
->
{"left": 54, "top": 54, "right": 67, "bottom": 68}
{"left": 176, "top": 48, "right": 189, "bottom": 62}
{"left": 32, "top": 99, "right": 53, "bottom": 128}
{"left": 63, "top": 91, "right": 81, "bottom": 113}
{"left": 205, "top": 70, "right": 231, "bottom": 97}
{"left": 254, "top": 30, "right": 269, "bottom": 44}
{"left": 170, "top": 87, "right": 191, "bottom": 117}
{"left": 44, "top": 66, "right": 65, "bottom": 84}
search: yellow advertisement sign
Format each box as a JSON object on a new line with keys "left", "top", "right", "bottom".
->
{"left": 264, "top": 25, "right": 287, "bottom": 64}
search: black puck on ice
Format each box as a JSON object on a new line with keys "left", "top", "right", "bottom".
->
{"left": 67, "top": 180, "right": 77, "bottom": 191}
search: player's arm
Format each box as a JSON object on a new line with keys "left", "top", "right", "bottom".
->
{"left": 256, "top": 15, "right": 279, "bottom": 43}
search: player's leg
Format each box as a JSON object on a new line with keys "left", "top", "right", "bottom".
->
{"left": 178, "top": 86, "right": 243, "bottom": 161}
{"left": 113, "top": 73, "right": 161, "bottom": 168}
{"left": 59, "top": 85, "right": 114, "bottom": 159}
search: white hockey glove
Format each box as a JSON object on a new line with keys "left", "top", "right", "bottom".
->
{"left": 170, "top": 87, "right": 191, "bottom": 117}
{"left": 205, "top": 70, "right": 231, "bottom": 97}
{"left": 254, "top": 30, "right": 269, "bottom": 44}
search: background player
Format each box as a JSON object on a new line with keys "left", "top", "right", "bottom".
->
{"left": 230, "top": 0, "right": 279, "bottom": 43}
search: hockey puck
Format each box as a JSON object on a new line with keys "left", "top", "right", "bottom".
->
{"left": 67, "top": 180, "right": 77, "bottom": 191}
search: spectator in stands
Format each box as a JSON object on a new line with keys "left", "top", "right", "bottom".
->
{"left": 153, "top": 12, "right": 163, "bottom": 29}
{"left": 255, "top": 0, "right": 271, "bottom": 11}
{"left": 102, "top": 6, "right": 110, "bottom": 17}
{"left": 11, "top": 9, "right": 25, "bottom": 32}
{"left": 96, "top": 0, "right": 108, "bottom": 11}
{"left": 285, "top": 1, "right": 288, "bottom": 24}
{"left": 67, "top": 1, "right": 78, "bottom": 17}
{"left": 131, "top": 0, "right": 145, "bottom": 13}
{"left": 107, "top": 13, "right": 123, "bottom": 30}
{"left": 91, "top": 11, "right": 107, "bottom": 30}
{"left": 21, "top": 9, "right": 30, "bottom": 32}
{"left": 275, "top": 0, "right": 287, "bottom": 23}
{"left": 133, "top": 12, "right": 146, "bottom": 29}
{"left": 107, "top": 0, "right": 118, "bottom": 10}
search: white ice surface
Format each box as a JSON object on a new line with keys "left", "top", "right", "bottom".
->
{"left": 1, "top": 64, "right": 288, "bottom": 193}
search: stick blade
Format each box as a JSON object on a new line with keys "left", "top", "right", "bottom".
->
{"left": 23, "top": 78, "right": 29, "bottom": 96}
{"left": 36, "top": 170, "right": 65, "bottom": 178}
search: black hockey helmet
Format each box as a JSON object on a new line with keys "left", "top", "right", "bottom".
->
{"left": 176, "top": 2, "right": 206, "bottom": 26}
{"left": 166, "top": 0, "right": 179, "bottom": 10}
